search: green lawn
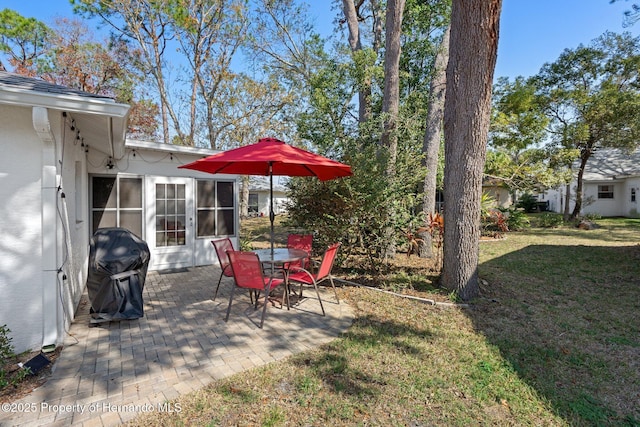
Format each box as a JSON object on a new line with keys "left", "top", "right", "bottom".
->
{"left": 128, "top": 217, "right": 640, "bottom": 426}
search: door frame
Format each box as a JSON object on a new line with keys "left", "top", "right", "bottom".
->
{"left": 146, "top": 176, "right": 194, "bottom": 270}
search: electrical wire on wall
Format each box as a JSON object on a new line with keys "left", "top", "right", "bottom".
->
{"left": 85, "top": 144, "right": 188, "bottom": 172}
{"left": 54, "top": 112, "right": 79, "bottom": 344}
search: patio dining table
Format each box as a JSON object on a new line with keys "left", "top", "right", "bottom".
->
{"left": 253, "top": 248, "right": 308, "bottom": 269}
{"left": 254, "top": 248, "right": 309, "bottom": 304}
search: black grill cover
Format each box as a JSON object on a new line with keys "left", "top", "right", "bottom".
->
{"left": 87, "top": 228, "right": 150, "bottom": 323}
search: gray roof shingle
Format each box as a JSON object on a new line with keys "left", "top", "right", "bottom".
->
{"left": 0, "top": 71, "right": 114, "bottom": 101}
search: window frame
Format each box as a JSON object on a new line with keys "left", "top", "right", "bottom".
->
{"left": 248, "top": 193, "right": 259, "bottom": 213}
{"left": 597, "top": 184, "right": 614, "bottom": 199}
{"left": 196, "top": 179, "right": 236, "bottom": 238}
{"left": 90, "top": 174, "right": 144, "bottom": 238}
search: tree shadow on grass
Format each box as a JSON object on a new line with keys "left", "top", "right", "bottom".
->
{"left": 289, "top": 314, "right": 433, "bottom": 399}
{"left": 472, "top": 244, "right": 640, "bottom": 425}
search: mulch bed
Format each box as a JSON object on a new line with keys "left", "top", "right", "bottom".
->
{"left": 0, "top": 347, "right": 62, "bottom": 404}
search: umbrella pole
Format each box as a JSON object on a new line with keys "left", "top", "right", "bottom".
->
{"left": 269, "top": 163, "right": 275, "bottom": 275}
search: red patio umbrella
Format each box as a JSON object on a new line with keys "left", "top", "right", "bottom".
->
{"left": 179, "top": 137, "right": 352, "bottom": 254}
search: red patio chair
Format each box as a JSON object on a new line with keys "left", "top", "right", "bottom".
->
{"left": 211, "top": 238, "right": 235, "bottom": 300}
{"left": 286, "top": 234, "right": 313, "bottom": 271}
{"left": 286, "top": 242, "right": 341, "bottom": 316}
{"left": 225, "top": 250, "right": 288, "bottom": 328}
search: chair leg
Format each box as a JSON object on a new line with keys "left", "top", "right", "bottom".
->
{"left": 253, "top": 290, "right": 261, "bottom": 309}
{"left": 259, "top": 288, "right": 270, "bottom": 328}
{"left": 284, "top": 283, "right": 290, "bottom": 310}
{"left": 329, "top": 276, "right": 339, "bottom": 303}
{"left": 224, "top": 285, "right": 237, "bottom": 322}
{"left": 213, "top": 273, "right": 223, "bottom": 300}
{"left": 311, "top": 279, "right": 325, "bottom": 316}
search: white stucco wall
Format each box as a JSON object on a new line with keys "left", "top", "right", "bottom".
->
{"left": 0, "top": 104, "right": 97, "bottom": 353}
{"left": 0, "top": 104, "right": 46, "bottom": 353}
{"left": 57, "top": 113, "right": 91, "bottom": 339}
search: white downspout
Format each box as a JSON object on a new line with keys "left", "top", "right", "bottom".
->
{"left": 32, "top": 106, "right": 59, "bottom": 349}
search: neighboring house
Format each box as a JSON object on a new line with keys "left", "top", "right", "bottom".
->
{"left": 0, "top": 72, "right": 240, "bottom": 354}
{"left": 482, "top": 177, "right": 513, "bottom": 208}
{"left": 546, "top": 148, "right": 640, "bottom": 218}
{"left": 248, "top": 175, "right": 289, "bottom": 216}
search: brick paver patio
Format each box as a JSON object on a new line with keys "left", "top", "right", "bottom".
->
{"left": 0, "top": 265, "right": 353, "bottom": 426}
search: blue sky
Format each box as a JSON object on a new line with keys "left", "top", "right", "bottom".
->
{"left": 2, "top": 0, "right": 638, "bottom": 80}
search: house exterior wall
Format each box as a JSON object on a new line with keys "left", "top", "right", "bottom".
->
{"left": 581, "top": 181, "right": 623, "bottom": 217}
{"left": 86, "top": 144, "right": 239, "bottom": 271}
{"left": 0, "top": 92, "right": 243, "bottom": 353}
{"left": 57, "top": 111, "right": 91, "bottom": 341}
{"left": 536, "top": 189, "right": 562, "bottom": 213}
{"left": 580, "top": 179, "right": 640, "bottom": 217}
{"left": 544, "top": 149, "right": 640, "bottom": 218}
{"left": 624, "top": 179, "right": 640, "bottom": 218}
{"left": 482, "top": 185, "right": 512, "bottom": 208}
{"left": 545, "top": 179, "right": 640, "bottom": 218}
{"left": 0, "top": 104, "right": 47, "bottom": 353}
{"left": 255, "top": 190, "right": 288, "bottom": 216}
{"left": 0, "top": 105, "right": 88, "bottom": 353}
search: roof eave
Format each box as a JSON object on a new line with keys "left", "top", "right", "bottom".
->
{"left": 0, "top": 86, "right": 130, "bottom": 118}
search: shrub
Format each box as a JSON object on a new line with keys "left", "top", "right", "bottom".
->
{"left": 0, "top": 325, "right": 31, "bottom": 390}
{"left": 500, "top": 208, "right": 531, "bottom": 231}
{"left": 482, "top": 209, "right": 508, "bottom": 237}
{"left": 538, "top": 212, "right": 564, "bottom": 228}
{"left": 516, "top": 193, "right": 539, "bottom": 213}
{"left": 0, "top": 325, "right": 14, "bottom": 389}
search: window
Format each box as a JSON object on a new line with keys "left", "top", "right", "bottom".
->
{"left": 248, "top": 193, "right": 259, "bottom": 213}
{"left": 597, "top": 185, "right": 614, "bottom": 199}
{"left": 197, "top": 180, "right": 235, "bottom": 237}
{"left": 91, "top": 176, "right": 143, "bottom": 237}
{"left": 632, "top": 188, "right": 636, "bottom": 203}
{"left": 156, "top": 183, "right": 186, "bottom": 247}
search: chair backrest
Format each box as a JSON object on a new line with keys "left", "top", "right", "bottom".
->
{"left": 212, "top": 238, "right": 234, "bottom": 271}
{"left": 287, "top": 234, "right": 313, "bottom": 254}
{"left": 287, "top": 234, "right": 312, "bottom": 268}
{"left": 226, "top": 251, "right": 267, "bottom": 290}
{"left": 316, "top": 243, "right": 341, "bottom": 280}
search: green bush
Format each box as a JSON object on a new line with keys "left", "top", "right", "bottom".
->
{"left": 0, "top": 325, "right": 31, "bottom": 390}
{"left": 538, "top": 212, "right": 564, "bottom": 228}
{"left": 500, "top": 208, "right": 530, "bottom": 231}
{"left": 0, "top": 325, "right": 14, "bottom": 389}
{"left": 0, "top": 325, "right": 13, "bottom": 364}
{"left": 516, "top": 193, "right": 539, "bottom": 213}
{"left": 584, "top": 213, "right": 602, "bottom": 221}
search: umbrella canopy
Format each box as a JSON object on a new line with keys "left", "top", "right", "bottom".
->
{"left": 179, "top": 137, "right": 352, "bottom": 255}
{"left": 179, "top": 137, "right": 352, "bottom": 180}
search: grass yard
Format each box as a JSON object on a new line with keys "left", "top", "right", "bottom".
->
{"left": 127, "top": 216, "right": 640, "bottom": 426}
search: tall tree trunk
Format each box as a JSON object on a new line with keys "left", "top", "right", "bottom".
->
{"left": 419, "top": 24, "right": 450, "bottom": 258}
{"left": 240, "top": 175, "right": 250, "bottom": 218}
{"left": 380, "top": 0, "right": 406, "bottom": 261}
{"left": 563, "top": 182, "right": 571, "bottom": 221}
{"left": 571, "top": 152, "right": 591, "bottom": 219}
{"left": 442, "top": 0, "right": 502, "bottom": 301}
{"left": 370, "top": 0, "right": 383, "bottom": 53}
{"left": 342, "top": 0, "right": 372, "bottom": 123}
